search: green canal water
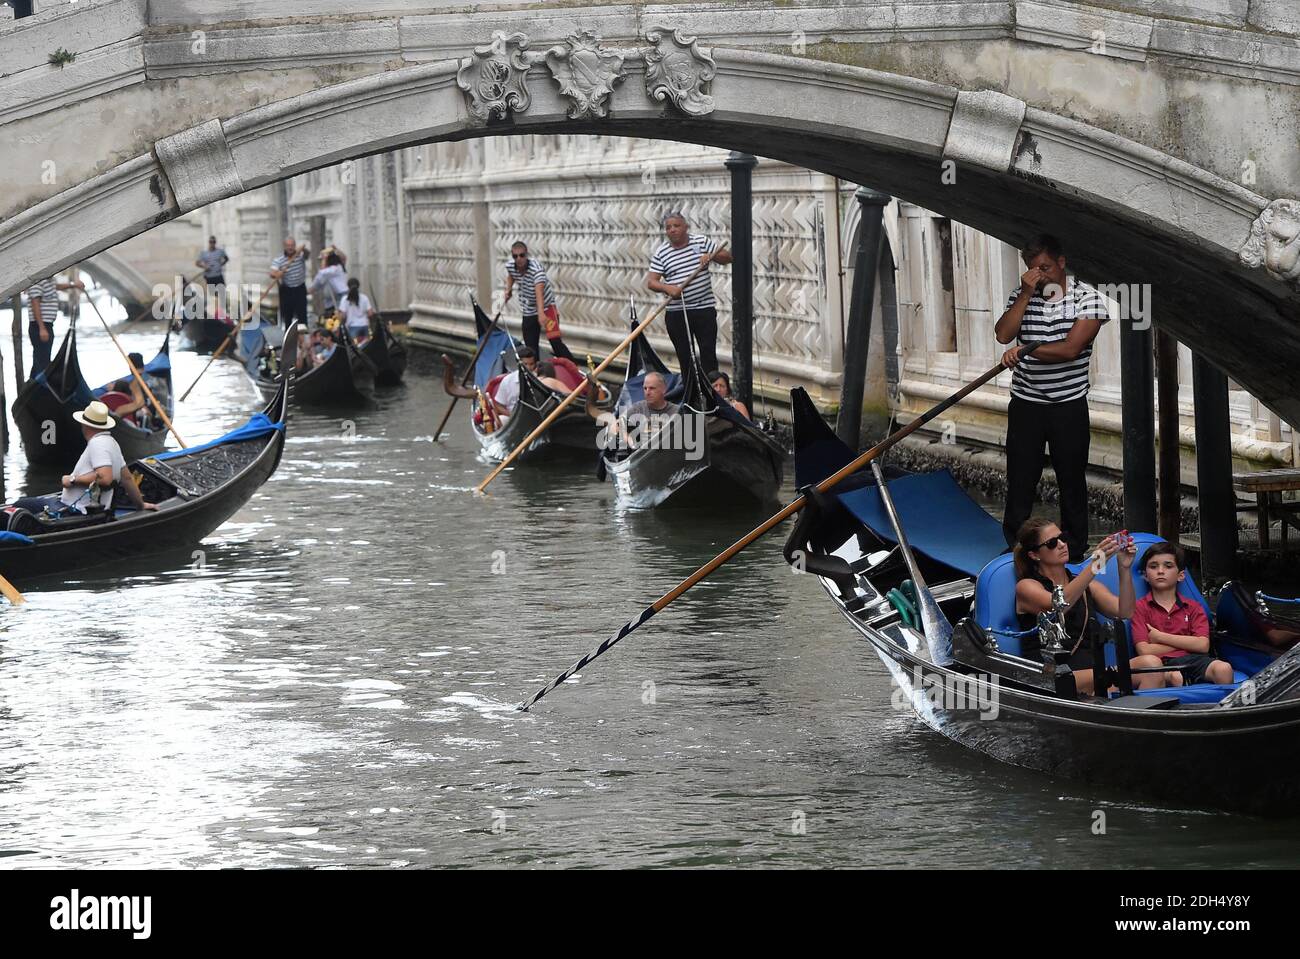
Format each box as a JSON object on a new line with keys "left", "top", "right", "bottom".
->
{"left": 2, "top": 308, "right": 1299, "bottom": 868}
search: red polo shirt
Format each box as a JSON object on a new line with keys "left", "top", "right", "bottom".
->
{"left": 1130, "top": 592, "right": 1209, "bottom": 660}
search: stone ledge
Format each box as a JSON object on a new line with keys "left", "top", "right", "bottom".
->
{"left": 0, "top": 37, "right": 146, "bottom": 125}
{"left": 1151, "top": 18, "right": 1300, "bottom": 86}
{"left": 0, "top": 0, "right": 145, "bottom": 76}
{"left": 144, "top": 19, "right": 402, "bottom": 77}
{"left": 1015, "top": 0, "right": 1154, "bottom": 61}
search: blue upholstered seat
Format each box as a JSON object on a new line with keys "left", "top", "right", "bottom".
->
{"left": 972, "top": 532, "right": 1246, "bottom": 702}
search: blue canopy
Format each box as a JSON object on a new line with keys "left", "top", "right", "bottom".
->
{"left": 152, "top": 412, "right": 283, "bottom": 461}
{"left": 474, "top": 327, "right": 516, "bottom": 392}
{"left": 835, "top": 470, "right": 1007, "bottom": 578}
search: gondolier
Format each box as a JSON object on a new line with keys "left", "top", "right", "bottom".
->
{"left": 995, "top": 234, "right": 1111, "bottom": 561}
{"left": 646, "top": 211, "right": 733, "bottom": 378}
{"left": 503, "top": 241, "right": 575, "bottom": 363}
{"left": 25, "top": 274, "right": 84, "bottom": 376}
{"left": 270, "top": 237, "right": 309, "bottom": 327}
{"left": 195, "top": 235, "right": 229, "bottom": 317}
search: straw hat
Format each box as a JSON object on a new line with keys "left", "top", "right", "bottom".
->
{"left": 72, "top": 400, "right": 115, "bottom": 431}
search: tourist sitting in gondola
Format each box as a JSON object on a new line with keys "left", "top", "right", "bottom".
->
{"left": 295, "top": 329, "right": 335, "bottom": 372}
{"left": 709, "top": 370, "right": 751, "bottom": 420}
{"left": 587, "top": 369, "right": 679, "bottom": 451}
{"left": 1013, "top": 518, "right": 1169, "bottom": 695}
{"left": 1130, "top": 542, "right": 1235, "bottom": 686}
{"left": 335, "top": 278, "right": 376, "bottom": 343}
{"left": 10, "top": 401, "right": 156, "bottom": 519}
{"left": 102, "top": 352, "right": 165, "bottom": 429}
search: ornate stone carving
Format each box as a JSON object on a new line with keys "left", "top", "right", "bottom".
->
{"left": 457, "top": 31, "right": 537, "bottom": 122}
{"left": 545, "top": 31, "right": 626, "bottom": 120}
{"left": 1240, "top": 199, "right": 1300, "bottom": 290}
{"left": 643, "top": 27, "right": 716, "bottom": 117}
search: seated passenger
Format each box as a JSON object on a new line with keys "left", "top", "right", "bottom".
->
{"left": 336, "top": 278, "right": 376, "bottom": 343}
{"left": 1131, "top": 542, "right": 1234, "bottom": 686}
{"left": 1013, "top": 519, "right": 1167, "bottom": 695}
{"left": 709, "top": 370, "right": 750, "bottom": 420}
{"left": 108, "top": 352, "right": 150, "bottom": 424}
{"left": 534, "top": 360, "right": 573, "bottom": 394}
{"left": 586, "top": 369, "right": 678, "bottom": 450}
{"left": 11, "top": 401, "right": 156, "bottom": 518}
{"left": 296, "top": 329, "right": 335, "bottom": 372}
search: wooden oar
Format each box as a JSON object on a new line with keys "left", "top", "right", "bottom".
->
{"left": 477, "top": 246, "right": 726, "bottom": 494}
{"left": 0, "top": 574, "right": 26, "bottom": 606}
{"left": 434, "top": 308, "right": 503, "bottom": 441}
{"left": 179, "top": 284, "right": 274, "bottom": 402}
{"left": 517, "top": 343, "right": 1040, "bottom": 711}
{"left": 83, "top": 294, "right": 188, "bottom": 449}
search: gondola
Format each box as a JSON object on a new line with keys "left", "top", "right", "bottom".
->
{"left": 783, "top": 387, "right": 1300, "bottom": 816}
{"left": 0, "top": 326, "right": 298, "bottom": 583}
{"left": 450, "top": 298, "right": 612, "bottom": 462}
{"left": 11, "top": 323, "right": 174, "bottom": 467}
{"left": 354, "top": 321, "right": 407, "bottom": 386}
{"left": 177, "top": 315, "right": 236, "bottom": 354}
{"left": 249, "top": 323, "right": 366, "bottom": 406}
{"left": 600, "top": 310, "right": 786, "bottom": 508}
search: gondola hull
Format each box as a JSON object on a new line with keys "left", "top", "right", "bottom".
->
{"left": 475, "top": 394, "right": 597, "bottom": 463}
{"left": 356, "top": 328, "right": 407, "bottom": 386}
{"left": 829, "top": 590, "right": 1300, "bottom": 815}
{"left": 178, "top": 316, "right": 235, "bottom": 354}
{"left": 1, "top": 327, "right": 295, "bottom": 583}
{"left": 258, "top": 337, "right": 363, "bottom": 406}
{"left": 603, "top": 414, "right": 784, "bottom": 509}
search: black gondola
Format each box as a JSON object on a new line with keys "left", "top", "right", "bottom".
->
{"left": 783, "top": 387, "right": 1300, "bottom": 816}
{"left": 449, "top": 298, "right": 611, "bottom": 462}
{"left": 11, "top": 323, "right": 175, "bottom": 467}
{"left": 0, "top": 326, "right": 298, "bottom": 583}
{"left": 354, "top": 322, "right": 407, "bottom": 386}
{"left": 177, "top": 315, "right": 236, "bottom": 354}
{"left": 600, "top": 309, "right": 786, "bottom": 508}
{"left": 251, "top": 324, "right": 366, "bottom": 406}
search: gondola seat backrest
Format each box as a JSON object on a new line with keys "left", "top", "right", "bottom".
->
{"left": 549, "top": 357, "right": 584, "bottom": 391}
{"left": 485, "top": 373, "right": 508, "bottom": 400}
{"left": 972, "top": 553, "right": 1026, "bottom": 656}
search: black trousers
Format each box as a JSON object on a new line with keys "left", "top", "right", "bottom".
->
{"left": 1003, "top": 395, "right": 1092, "bottom": 560}
{"left": 279, "top": 284, "right": 307, "bottom": 326}
{"left": 521, "top": 313, "right": 576, "bottom": 363}
{"left": 28, "top": 322, "right": 53, "bottom": 377}
{"left": 665, "top": 306, "right": 718, "bottom": 378}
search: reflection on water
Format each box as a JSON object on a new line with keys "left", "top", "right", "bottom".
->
{"left": 2, "top": 307, "right": 1300, "bottom": 868}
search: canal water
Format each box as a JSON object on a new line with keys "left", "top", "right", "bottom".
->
{"left": 3, "top": 306, "right": 1299, "bottom": 869}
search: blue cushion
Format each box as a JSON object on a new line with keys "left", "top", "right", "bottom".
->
{"left": 972, "top": 553, "right": 1025, "bottom": 656}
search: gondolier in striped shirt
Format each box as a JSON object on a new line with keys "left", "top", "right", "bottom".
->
{"left": 996, "top": 234, "right": 1112, "bottom": 561}
{"left": 269, "top": 236, "right": 309, "bottom": 327}
{"left": 25, "top": 273, "right": 84, "bottom": 377}
{"left": 646, "top": 212, "right": 732, "bottom": 378}
{"left": 503, "top": 241, "right": 575, "bottom": 363}
{"left": 195, "top": 235, "right": 229, "bottom": 318}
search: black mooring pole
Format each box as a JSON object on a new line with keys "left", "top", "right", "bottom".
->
{"left": 1120, "top": 316, "right": 1157, "bottom": 532}
{"left": 725, "top": 151, "right": 757, "bottom": 414}
{"left": 837, "top": 187, "right": 889, "bottom": 448}
{"left": 1156, "top": 329, "right": 1182, "bottom": 543}
{"left": 1191, "top": 353, "right": 1238, "bottom": 581}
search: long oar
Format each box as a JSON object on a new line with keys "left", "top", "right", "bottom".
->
{"left": 478, "top": 247, "right": 726, "bottom": 494}
{"left": 517, "top": 344, "right": 1040, "bottom": 711}
{"left": 180, "top": 284, "right": 274, "bottom": 401}
{"left": 83, "top": 294, "right": 188, "bottom": 449}
{"left": 434, "top": 308, "right": 502, "bottom": 441}
{"left": 0, "top": 574, "right": 26, "bottom": 606}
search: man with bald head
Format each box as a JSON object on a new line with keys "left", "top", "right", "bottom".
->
{"left": 587, "top": 369, "right": 679, "bottom": 451}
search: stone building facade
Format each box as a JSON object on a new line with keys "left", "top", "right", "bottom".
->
{"left": 169, "top": 133, "right": 1295, "bottom": 482}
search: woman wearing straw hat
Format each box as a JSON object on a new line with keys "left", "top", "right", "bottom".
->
{"left": 10, "top": 401, "right": 156, "bottom": 518}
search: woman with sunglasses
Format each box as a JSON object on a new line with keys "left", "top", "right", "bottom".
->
{"left": 1013, "top": 518, "right": 1169, "bottom": 695}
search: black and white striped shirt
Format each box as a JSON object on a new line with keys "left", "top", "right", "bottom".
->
{"left": 1004, "top": 277, "right": 1110, "bottom": 403}
{"left": 198, "top": 247, "right": 227, "bottom": 279}
{"left": 650, "top": 233, "right": 718, "bottom": 311}
{"left": 505, "top": 256, "right": 557, "bottom": 315}
{"left": 271, "top": 251, "right": 307, "bottom": 288}
{"left": 26, "top": 277, "right": 60, "bottom": 325}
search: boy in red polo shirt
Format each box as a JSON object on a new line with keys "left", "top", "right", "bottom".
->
{"left": 1130, "top": 542, "right": 1234, "bottom": 686}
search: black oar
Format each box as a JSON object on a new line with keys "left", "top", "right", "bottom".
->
{"left": 517, "top": 344, "right": 1040, "bottom": 711}
{"left": 433, "top": 307, "right": 503, "bottom": 441}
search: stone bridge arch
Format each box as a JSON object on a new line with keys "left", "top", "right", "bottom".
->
{"left": 2, "top": 5, "right": 1298, "bottom": 420}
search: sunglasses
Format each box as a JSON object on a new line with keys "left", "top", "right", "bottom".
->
{"left": 512, "top": 253, "right": 528, "bottom": 259}
{"left": 1034, "top": 535, "right": 1063, "bottom": 551}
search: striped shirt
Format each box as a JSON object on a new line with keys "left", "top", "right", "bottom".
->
{"left": 505, "top": 256, "right": 557, "bottom": 315}
{"left": 650, "top": 233, "right": 718, "bottom": 311}
{"left": 26, "top": 277, "right": 60, "bottom": 325}
{"left": 271, "top": 251, "right": 308, "bottom": 288}
{"left": 1004, "top": 277, "right": 1110, "bottom": 403}
{"left": 198, "top": 247, "right": 227, "bottom": 279}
